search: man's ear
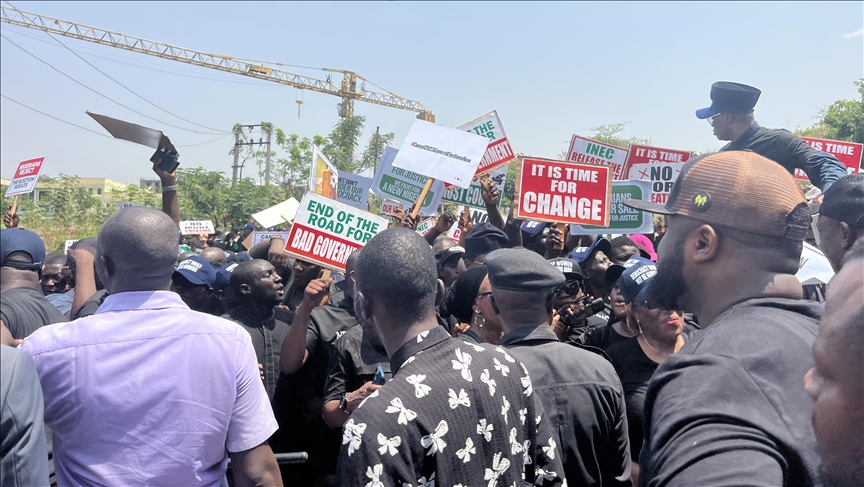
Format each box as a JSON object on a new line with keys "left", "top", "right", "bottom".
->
{"left": 841, "top": 221, "right": 858, "bottom": 251}
{"left": 354, "top": 290, "right": 373, "bottom": 324}
{"left": 690, "top": 224, "right": 721, "bottom": 264}
{"left": 239, "top": 283, "right": 252, "bottom": 296}
{"left": 95, "top": 255, "right": 113, "bottom": 283}
{"left": 435, "top": 279, "right": 445, "bottom": 308}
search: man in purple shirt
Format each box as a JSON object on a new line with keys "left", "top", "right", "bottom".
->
{"left": 21, "top": 207, "right": 282, "bottom": 487}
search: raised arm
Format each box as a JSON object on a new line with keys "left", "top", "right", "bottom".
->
{"left": 152, "top": 162, "right": 180, "bottom": 227}
{"left": 280, "top": 278, "right": 331, "bottom": 374}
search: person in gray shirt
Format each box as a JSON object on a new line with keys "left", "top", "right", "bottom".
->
{"left": 1, "top": 344, "right": 49, "bottom": 487}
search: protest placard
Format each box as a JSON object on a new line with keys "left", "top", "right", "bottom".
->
{"left": 336, "top": 172, "right": 372, "bottom": 209}
{"left": 442, "top": 166, "right": 507, "bottom": 208}
{"left": 796, "top": 137, "right": 863, "bottom": 180}
{"left": 310, "top": 145, "right": 339, "bottom": 199}
{"left": 251, "top": 231, "right": 292, "bottom": 246}
{"left": 445, "top": 110, "right": 515, "bottom": 187}
{"left": 179, "top": 220, "right": 216, "bottom": 235}
{"left": 5, "top": 156, "right": 46, "bottom": 197}
{"left": 381, "top": 201, "right": 403, "bottom": 217}
{"left": 445, "top": 206, "right": 492, "bottom": 242}
{"left": 115, "top": 201, "right": 141, "bottom": 211}
{"left": 391, "top": 119, "right": 490, "bottom": 188}
{"left": 64, "top": 240, "right": 79, "bottom": 254}
{"left": 569, "top": 180, "right": 653, "bottom": 234}
{"left": 371, "top": 146, "right": 444, "bottom": 215}
{"left": 514, "top": 157, "right": 613, "bottom": 226}
{"left": 627, "top": 163, "right": 684, "bottom": 204}
{"left": 567, "top": 135, "right": 629, "bottom": 180}
{"left": 415, "top": 217, "right": 436, "bottom": 236}
{"left": 251, "top": 198, "right": 301, "bottom": 228}
{"left": 284, "top": 193, "right": 388, "bottom": 271}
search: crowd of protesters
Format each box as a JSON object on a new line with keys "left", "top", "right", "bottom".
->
{"left": 1, "top": 82, "right": 863, "bottom": 487}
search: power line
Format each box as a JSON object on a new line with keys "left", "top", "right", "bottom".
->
{"left": 1, "top": 34, "right": 228, "bottom": 135}
{"left": 1, "top": 93, "right": 233, "bottom": 149}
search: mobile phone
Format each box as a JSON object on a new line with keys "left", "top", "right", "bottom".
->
{"left": 372, "top": 366, "right": 386, "bottom": 385}
{"left": 150, "top": 149, "right": 180, "bottom": 174}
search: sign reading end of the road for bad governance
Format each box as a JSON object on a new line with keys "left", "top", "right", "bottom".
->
{"left": 514, "top": 157, "right": 613, "bottom": 226}
{"left": 285, "top": 192, "right": 388, "bottom": 271}
{"left": 5, "top": 156, "right": 47, "bottom": 197}
{"left": 570, "top": 180, "right": 653, "bottom": 234}
{"left": 391, "top": 119, "right": 491, "bottom": 189}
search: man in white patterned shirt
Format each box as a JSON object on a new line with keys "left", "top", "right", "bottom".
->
{"left": 336, "top": 228, "right": 566, "bottom": 487}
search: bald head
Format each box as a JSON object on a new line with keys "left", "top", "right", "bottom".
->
{"left": 432, "top": 236, "right": 455, "bottom": 258}
{"left": 97, "top": 207, "right": 179, "bottom": 293}
{"left": 200, "top": 247, "right": 227, "bottom": 268}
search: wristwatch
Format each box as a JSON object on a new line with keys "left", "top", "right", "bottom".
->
{"left": 339, "top": 392, "right": 350, "bottom": 412}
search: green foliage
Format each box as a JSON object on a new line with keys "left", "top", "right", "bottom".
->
{"left": 795, "top": 78, "right": 864, "bottom": 144}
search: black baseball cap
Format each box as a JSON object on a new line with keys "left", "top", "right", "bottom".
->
{"left": 1, "top": 228, "right": 46, "bottom": 270}
{"left": 547, "top": 257, "right": 583, "bottom": 281}
{"left": 696, "top": 81, "right": 761, "bottom": 119}
{"left": 605, "top": 256, "right": 653, "bottom": 284}
{"left": 436, "top": 246, "right": 465, "bottom": 268}
{"left": 811, "top": 174, "right": 864, "bottom": 227}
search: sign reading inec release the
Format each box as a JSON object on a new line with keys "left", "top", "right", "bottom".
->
{"left": 391, "top": 119, "right": 490, "bottom": 188}
{"left": 569, "top": 180, "right": 653, "bottom": 234}
{"left": 567, "top": 135, "right": 629, "bottom": 180}
{"left": 336, "top": 172, "right": 372, "bottom": 209}
{"left": 284, "top": 193, "right": 388, "bottom": 271}
{"left": 371, "top": 146, "right": 444, "bottom": 216}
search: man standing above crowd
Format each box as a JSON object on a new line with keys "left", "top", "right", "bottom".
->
{"left": 624, "top": 151, "right": 822, "bottom": 486}
{"left": 489, "top": 248, "right": 632, "bottom": 486}
{"left": 697, "top": 81, "right": 846, "bottom": 190}
{"left": 339, "top": 228, "right": 566, "bottom": 486}
{"left": 0, "top": 228, "right": 67, "bottom": 339}
{"left": 21, "top": 207, "right": 282, "bottom": 487}
{"left": 812, "top": 173, "right": 864, "bottom": 272}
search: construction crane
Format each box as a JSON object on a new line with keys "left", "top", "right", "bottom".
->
{"left": 0, "top": 5, "right": 435, "bottom": 123}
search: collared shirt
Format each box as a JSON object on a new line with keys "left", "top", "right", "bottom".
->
{"left": 20, "top": 291, "right": 277, "bottom": 487}
{"left": 639, "top": 297, "right": 822, "bottom": 487}
{"left": 721, "top": 123, "right": 847, "bottom": 190}
{"left": 0, "top": 286, "right": 68, "bottom": 339}
{"left": 338, "top": 325, "right": 567, "bottom": 487}
{"left": 46, "top": 288, "right": 75, "bottom": 315}
{"left": 222, "top": 305, "right": 295, "bottom": 400}
{"left": 500, "top": 325, "right": 632, "bottom": 487}
{"left": 323, "top": 324, "right": 390, "bottom": 404}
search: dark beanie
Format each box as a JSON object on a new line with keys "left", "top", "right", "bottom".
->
{"left": 442, "top": 266, "right": 489, "bottom": 323}
{"left": 464, "top": 223, "right": 509, "bottom": 261}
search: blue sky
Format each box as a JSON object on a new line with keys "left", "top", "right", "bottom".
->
{"left": 2, "top": 1, "right": 862, "bottom": 184}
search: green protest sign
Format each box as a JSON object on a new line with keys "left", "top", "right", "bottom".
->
{"left": 569, "top": 180, "right": 653, "bottom": 234}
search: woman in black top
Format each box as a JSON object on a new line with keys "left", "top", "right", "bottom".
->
{"left": 442, "top": 266, "right": 504, "bottom": 345}
{"left": 580, "top": 261, "right": 639, "bottom": 350}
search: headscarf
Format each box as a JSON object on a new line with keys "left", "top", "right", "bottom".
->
{"left": 442, "top": 266, "right": 489, "bottom": 324}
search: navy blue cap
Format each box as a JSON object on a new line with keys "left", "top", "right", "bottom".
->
{"left": 243, "top": 223, "right": 255, "bottom": 231}
{"left": 1, "top": 228, "right": 46, "bottom": 270}
{"left": 605, "top": 256, "right": 653, "bottom": 284}
{"left": 619, "top": 259, "right": 657, "bottom": 304}
{"left": 547, "top": 257, "right": 583, "bottom": 281}
{"left": 213, "top": 262, "right": 239, "bottom": 291}
{"left": 464, "top": 223, "right": 510, "bottom": 261}
{"left": 568, "top": 236, "right": 612, "bottom": 266}
{"left": 696, "top": 81, "right": 762, "bottom": 119}
{"left": 173, "top": 255, "right": 216, "bottom": 287}
{"left": 520, "top": 220, "right": 550, "bottom": 241}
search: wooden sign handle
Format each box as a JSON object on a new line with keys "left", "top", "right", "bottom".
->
{"left": 410, "top": 178, "right": 435, "bottom": 219}
{"left": 8, "top": 195, "right": 19, "bottom": 216}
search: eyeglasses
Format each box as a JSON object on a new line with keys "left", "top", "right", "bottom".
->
{"left": 707, "top": 113, "right": 723, "bottom": 127}
{"left": 555, "top": 280, "right": 583, "bottom": 296}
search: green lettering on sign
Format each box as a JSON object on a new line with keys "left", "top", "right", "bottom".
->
{"left": 582, "top": 184, "right": 643, "bottom": 230}
{"left": 379, "top": 175, "right": 435, "bottom": 206}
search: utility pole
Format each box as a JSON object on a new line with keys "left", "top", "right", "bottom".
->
{"left": 231, "top": 123, "right": 270, "bottom": 185}
{"left": 232, "top": 124, "right": 242, "bottom": 186}
{"left": 263, "top": 123, "right": 272, "bottom": 186}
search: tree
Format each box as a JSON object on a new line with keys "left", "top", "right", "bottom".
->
{"left": 795, "top": 78, "right": 864, "bottom": 144}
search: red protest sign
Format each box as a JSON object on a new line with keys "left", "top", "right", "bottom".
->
{"left": 567, "top": 135, "right": 629, "bottom": 180}
{"left": 624, "top": 144, "right": 691, "bottom": 174}
{"left": 624, "top": 145, "right": 692, "bottom": 204}
{"left": 795, "top": 137, "right": 862, "bottom": 181}
{"left": 284, "top": 192, "right": 388, "bottom": 271}
{"left": 5, "top": 156, "right": 46, "bottom": 197}
{"left": 514, "top": 157, "right": 612, "bottom": 226}
{"left": 445, "top": 110, "right": 516, "bottom": 189}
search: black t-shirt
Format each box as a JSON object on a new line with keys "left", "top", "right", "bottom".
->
{"left": 0, "top": 286, "right": 68, "bottom": 339}
{"left": 222, "top": 305, "right": 294, "bottom": 400}
{"left": 70, "top": 289, "right": 108, "bottom": 320}
{"left": 322, "top": 323, "right": 390, "bottom": 404}
{"left": 581, "top": 322, "right": 632, "bottom": 351}
{"left": 606, "top": 337, "right": 655, "bottom": 462}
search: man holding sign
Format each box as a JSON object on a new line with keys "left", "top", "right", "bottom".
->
{"left": 697, "top": 81, "right": 846, "bottom": 190}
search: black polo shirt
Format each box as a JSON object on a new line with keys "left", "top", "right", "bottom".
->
{"left": 322, "top": 324, "right": 390, "bottom": 404}
{"left": 0, "top": 286, "right": 68, "bottom": 339}
{"left": 721, "top": 123, "right": 847, "bottom": 190}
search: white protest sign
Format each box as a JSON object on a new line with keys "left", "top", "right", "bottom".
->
{"left": 448, "top": 110, "right": 516, "bottom": 186}
{"left": 115, "top": 201, "right": 141, "bottom": 211}
{"left": 569, "top": 180, "right": 653, "bottom": 235}
{"left": 336, "top": 172, "right": 372, "bottom": 209}
{"left": 251, "top": 198, "right": 301, "bottom": 228}
{"left": 627, "top": 163, "right": 685, "bottom": 204}
{"left": 445, "top": 206, "right": 492, "bottom": 242}
{"left": 251, "top": 231, "right": 292, "bottom": 246}
{"left": 392, "top": 120, "right": 490, "bottom": 188}
{"left": 371, "top": 146, "right": 444, "bottom": 216}
{"left": 796, "top": 242, "right": 834, "bottom": 286}
{"left": 5, "top": 156, "right": 46, "bottom": 197}
{"left": 567, "top": 136, "right": 629, "bottom": 180}
{"left": 381, "top": 201, "right": 403, "bottom": 217}
{"left": 64, "top": 239, "right": 79, "bottom": 254}
{"left": 415, "top": 217, "right": 437, "bottom": 236}
{"left": 284, "top": 193, "right": 388, "bottom": 271}
{"left": 442, "top": 166, "right": 507, "bottom": 208}
{"left": 179, "top": 220, "right": 216, "bottom": 235}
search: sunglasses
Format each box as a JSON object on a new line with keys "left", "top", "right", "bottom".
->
{"left": 555, "top": 280, "right": 583, "bottom": 296}
{"left": 707, "top": 113, "right": 723, "bottom": 127}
